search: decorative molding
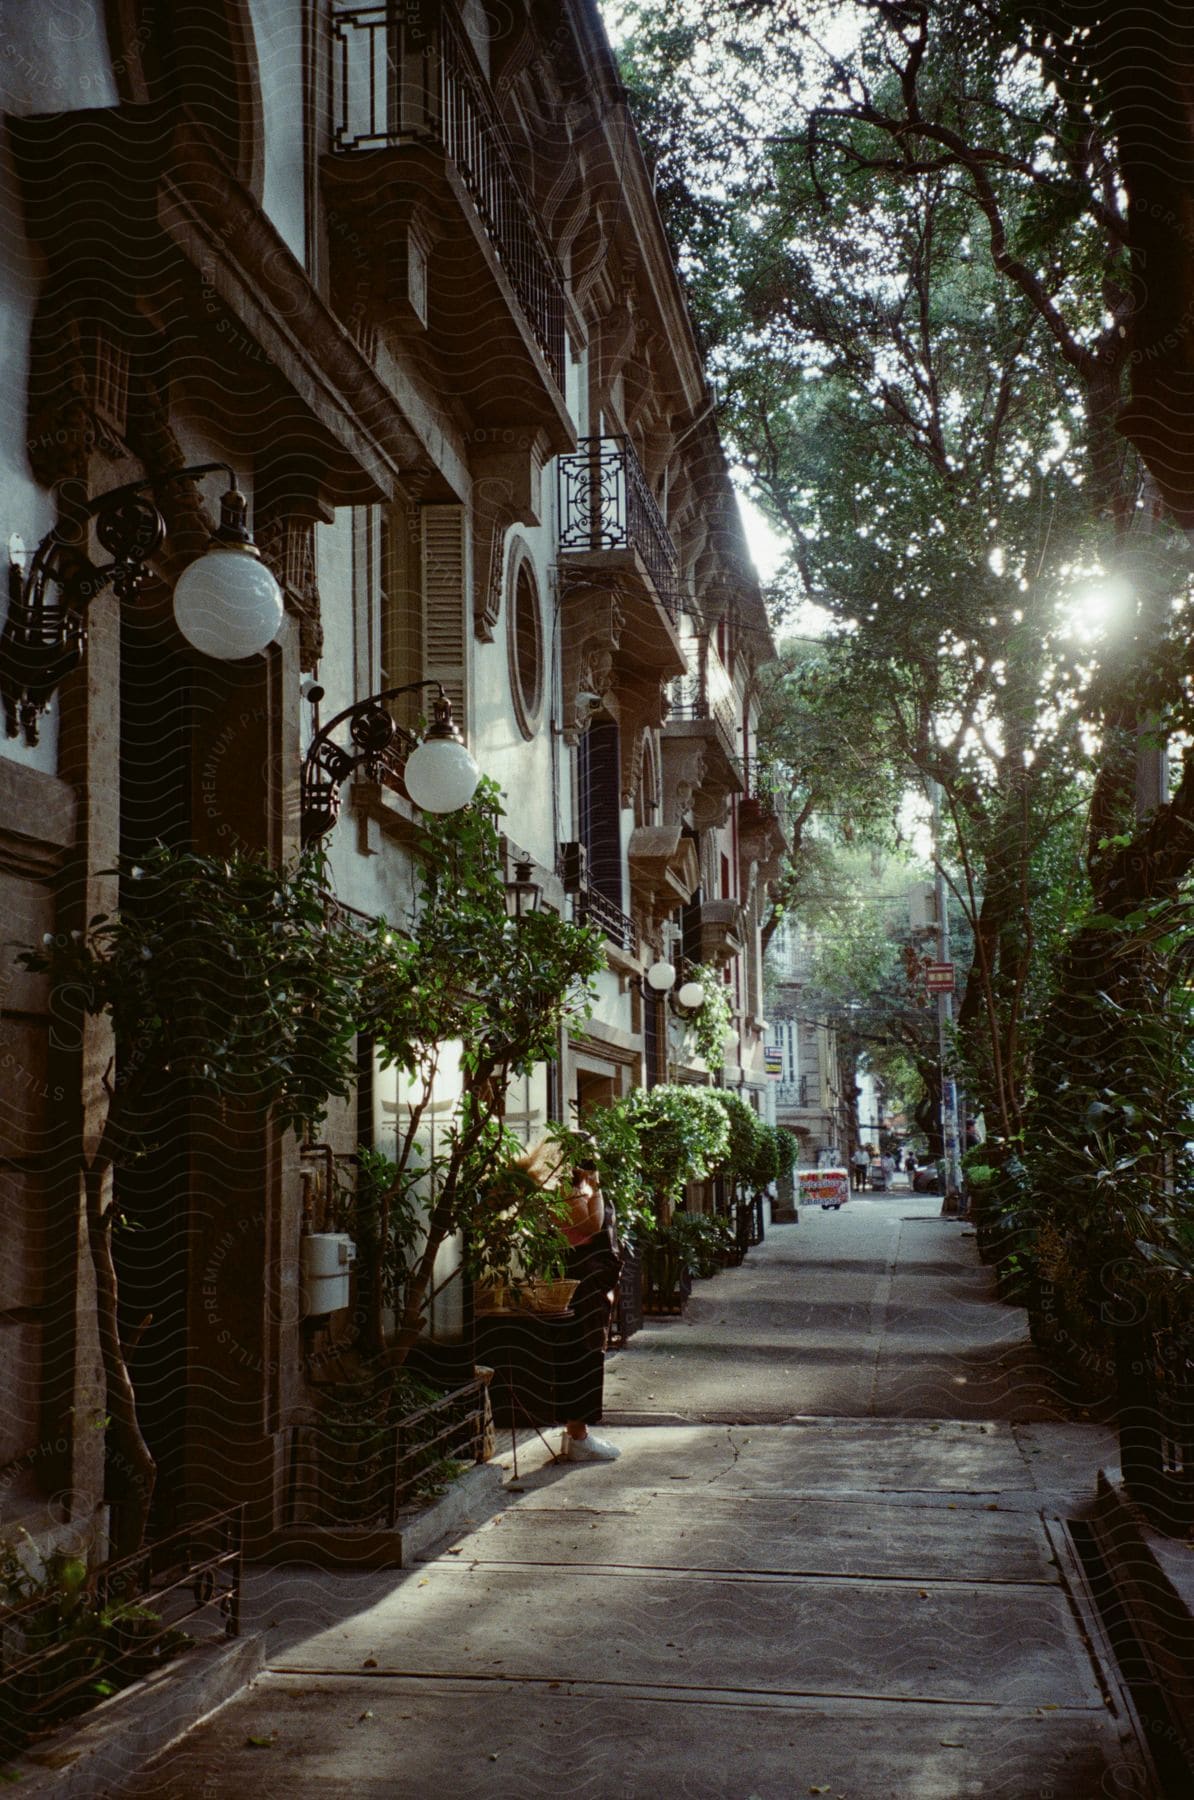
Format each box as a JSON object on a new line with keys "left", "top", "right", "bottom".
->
{"left": 25, "top": 311, "right": 129, "bottom": 489}
{"left": 559, "top": 583, "right": 623, "bottom": 745}
{"left": 257, "top": 515, "right": 323, "bottom": 672}
{"left": 660, "top": 739, "right": 708, "bottom": 826}
{"left": 470, "top": 444, "right": 545, "bottom": 642}
{"left": 614, "top": 673, "right": 669, "bottom": 808}
{"left": 627, "top": 823, "right": 699, "bottom": 936}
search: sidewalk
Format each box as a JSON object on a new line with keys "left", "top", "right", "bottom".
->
{"left": 115, "top": 1195, "right": 1156, "bottom": 1798}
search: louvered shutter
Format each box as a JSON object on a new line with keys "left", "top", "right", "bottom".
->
{"left": 420, "top": 504, "right": 468, "bottom": 736}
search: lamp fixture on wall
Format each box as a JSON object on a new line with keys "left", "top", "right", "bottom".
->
{"left": 1, "top": 463, "right": 284, "bottom": 744}
{"left": 671, "top": 977, "right": 707, "bottom": 1019}
{"left": 301, "top": 680, "right": 480, "bottom": 842}
{"left": 643, "top": 958, "right": 676, "bottom": 994}
{"left": 505, "top": 854, "right": 543, "bottom": 921}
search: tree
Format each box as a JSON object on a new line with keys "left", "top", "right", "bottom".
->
{"left": 23, "top": 790, "right": 605, "bottom": 1544}
{"left": 617, "top": 0, "right": 1194, "bottom": 1141}
{"left": 356, "top": 788, "right": 606, "bottom": 1363}
{"left": 23, "top": 844, "right": 371, "bottom": 1550}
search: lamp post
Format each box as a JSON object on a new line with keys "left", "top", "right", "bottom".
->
{"left": 300, "top": 680, "right": 480, "bottom": 841}
{"left": 1, "top": 463, "right": 283, "bottom": 744}
{"left": 929, "top": 779, "right": 963, "bottom": 1210}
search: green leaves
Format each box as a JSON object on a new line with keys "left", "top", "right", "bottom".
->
{"left": 21, "top": 843, "right": 369, "bottom": 1141}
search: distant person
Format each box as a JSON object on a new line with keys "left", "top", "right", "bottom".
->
{"left": 851, "top": 1145, "right": 869, "bottom": 1191}
{"left": 880, "top": 1152, "right": 896, "bottom": 1188}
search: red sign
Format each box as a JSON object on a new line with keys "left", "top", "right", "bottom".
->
{"left": 924, "top": 962, "right": 955, "bottom": 992}
{"left": 796, "top": 1169, "right": 849, "bottom": 1207}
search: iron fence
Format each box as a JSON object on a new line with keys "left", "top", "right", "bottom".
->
{"left": 0, "top": 1507, "right": 241, "bottom": 1761}
{"left": 557, "top": 437, "right": 678, "bottom": 613}
{"left": 285, "top": 1378, "right": 488, "bottom": 1529}
{"left": 331, "top": 6, "right": 566, "bottom": 382}
{"left": 669, "top": 637, "right": 741, "bottom": 771}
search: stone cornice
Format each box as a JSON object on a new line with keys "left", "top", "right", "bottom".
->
{"left": 9, "top": 105, "right": 438, "bottom": 505}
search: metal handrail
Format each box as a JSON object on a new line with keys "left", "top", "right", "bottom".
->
{"left": 557, "top": 436, "right": 678, "bottom": 614}
{"left": 331, "top": 6, "right": 566, "bottom": 382}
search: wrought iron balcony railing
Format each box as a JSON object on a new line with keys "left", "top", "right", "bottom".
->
{"left": 331, "top": 6, "right": 566, "bottom": 383}
{"left": 577, "top": 886, "right": 639, "bottom": 956}
{"left": 669, "top": 636, "right": 741, "bottom": 772}
{"left": 557, "top": 436, "right": 678, "bottom": 617}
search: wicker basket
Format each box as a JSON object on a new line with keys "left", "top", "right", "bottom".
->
{"left": 518, "top": 1278, "right": 580, "bottom": 1314}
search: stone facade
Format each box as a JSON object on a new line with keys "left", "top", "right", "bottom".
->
{"left": 0, "top": 0, "right": 784, "bottom": 1553}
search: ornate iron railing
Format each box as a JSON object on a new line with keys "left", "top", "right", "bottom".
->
{"left": 745, "top": 758, "right": 788, "bottom": 819}
{"left": 331, "top": 6, "right": 566, "bottom": 383}
{"left": 669, "top": 636, "right": 741, "bottom": 770}
{"left": 0, "top": 1508, "right": 241, "bottom": 1760}
{"left": 557, "top": 437, "right": 678, "bottom": 614}
{"left": 577, "top": 886, "right": 639, "bottom": 956}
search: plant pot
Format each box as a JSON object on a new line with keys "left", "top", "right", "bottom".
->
{"left": 517, "top": 1278, "right": 580, "bottom": 1314}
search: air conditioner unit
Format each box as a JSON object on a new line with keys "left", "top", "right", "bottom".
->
{"left": 560, "top": 841, "right": 588, "bottom": 893}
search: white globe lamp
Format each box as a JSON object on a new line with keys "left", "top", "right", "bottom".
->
{"left": 403, "top": 691, "right": 481, "bottom": 813}
{"left": 645, "top": 959, "right": 676, "bottom": 994}
{"left": 172, "top": 486, "right": 283, "bottom": 660}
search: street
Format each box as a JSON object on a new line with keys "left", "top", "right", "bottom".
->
{"left": 118, "top": 1193, "right": 1153, "bottom": 1798}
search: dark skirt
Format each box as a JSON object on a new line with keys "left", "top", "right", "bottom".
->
{"left": 555, "top": 1232, "right": 619, "bottom": 1424}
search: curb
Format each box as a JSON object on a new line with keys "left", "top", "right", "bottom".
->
{"left": 1091, "top": 1470, "right": 1194, "bottom": 1757}
{"left": 6, "top": 1632, "right": 264, "bottom": 1798}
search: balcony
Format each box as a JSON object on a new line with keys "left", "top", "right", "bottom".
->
{"left": 557, "top": 437, "right": 686, "bottom": 681}
{"left": 686, "top": 897, "right": 745, "bottom": 968}
{"left": 577, "top": 886, "right": 639, "bottom": 957}
{"left": 326, "top": 6, "right": 571, "bottom": 444}
{"left": 738, "top": 758, "right": 790, "bottom": 880}
{"left": 661, "top": 637, "right": 745, "bottom": 828}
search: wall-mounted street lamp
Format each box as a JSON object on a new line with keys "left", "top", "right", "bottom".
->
{"left": 1, "top": 463, "right": 284, "bottom": 744}
{"left": 301, "top": 679, "right": 480, "bottom": 842}
{"left": 671, "top": 977, "right": 707, "bottom": 1019}
{"left": 505, "top": 855, "right": 543, "bottom": 921}
{"left": 643, "top": 958, "right": 676, "bottom": 995}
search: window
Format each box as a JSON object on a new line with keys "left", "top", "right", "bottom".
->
{"left": 508, "top": 555, "right": 543, "bottom": 737}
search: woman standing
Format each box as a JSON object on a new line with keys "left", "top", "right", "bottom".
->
{"left": 555, "top": 1155, "right": 622, "bottom": 1462}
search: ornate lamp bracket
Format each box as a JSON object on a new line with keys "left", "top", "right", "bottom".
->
{"left": 300, "top": 680, "right": 473, "bottom": 842}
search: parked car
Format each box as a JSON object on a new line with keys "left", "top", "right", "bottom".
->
{"left": 913, "top": 1164, "right": 942, "bottom": 1193}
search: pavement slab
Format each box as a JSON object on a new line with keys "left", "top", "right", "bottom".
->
{"left": 114, "top": 1677, "right": 1150, "bottom": 1800}
{"left": 270, "top": 1560, "right": 1099, "bottom": 1707}
{"left": 116, "top": 1194, "right": 1156, "bottom": 1799}
{"left": 455, "top": 1491, "right": 1061, "bottom": 1583}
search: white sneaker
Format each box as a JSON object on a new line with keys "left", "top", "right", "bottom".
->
{"left": 558, "top": 1432, "right": 620, "bottom": 1463}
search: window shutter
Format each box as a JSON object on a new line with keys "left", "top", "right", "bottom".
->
{"left": 420, "top": 504, "right": 468, "bottom": 736}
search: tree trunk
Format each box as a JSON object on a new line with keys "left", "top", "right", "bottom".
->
{"left": 84, "top": 1141, "right": 156, "bottom": 1555}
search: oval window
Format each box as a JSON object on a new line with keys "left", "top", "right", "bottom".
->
{"left": 509, "top": 558, "right": 543, "bottom": 737}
